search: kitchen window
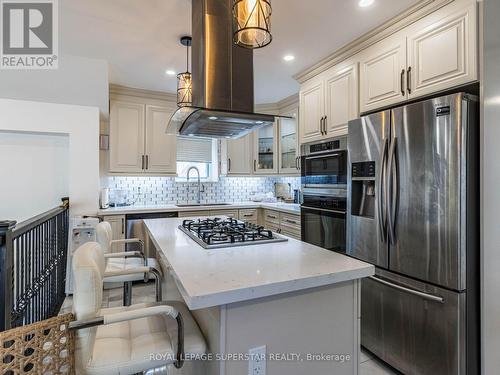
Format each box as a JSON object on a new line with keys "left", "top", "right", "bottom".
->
{"left": 176, "top": 136, "right": 218, "bottom": 181}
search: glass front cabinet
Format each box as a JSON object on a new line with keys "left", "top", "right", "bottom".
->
{"left": 278, "top": 107, "right": 300, "bottom": 174}
{"left": 253, "top": 122, "right": 278, "bottom": 174}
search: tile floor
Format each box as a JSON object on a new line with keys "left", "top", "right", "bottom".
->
{"left": 61, "top": 282, "right": 399, "bottom": 375}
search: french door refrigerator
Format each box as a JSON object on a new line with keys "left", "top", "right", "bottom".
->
{"left": 347, "top": 93, "right": 479, "bottom": 375}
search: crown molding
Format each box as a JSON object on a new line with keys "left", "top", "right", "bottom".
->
{"left": 109, "top": 84, "right": 177, "bottom": 102}
{"left": 294, "top": 0, "right": 455, "bottom": 84}
{"left": 255, "top": 93, "right": 299, "bottom": 114}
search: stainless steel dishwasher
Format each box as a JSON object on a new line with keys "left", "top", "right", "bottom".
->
{"left": 126, "top": 212, "right": 178, "bottom": 258}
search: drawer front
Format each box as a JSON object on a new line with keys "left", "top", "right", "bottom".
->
{"left": 265, "top": 222, "right": 280, "bottom": 232}
{"left": 280, "top": 212, "right": 301, "bottom": 231}
{"left": 263, "top": 209, "right": 280, "bottom": 225}
{"left": 178, "top": 210, "right": 210, "bottom": 218}
{"left": 210, "top": 209, "right": 238, "bottom": 218}
{"left": 239, "top": 209, "right": 258, "bottom": 222}
{"left": 280, "top": 227, "right": 301, "bottom": 240}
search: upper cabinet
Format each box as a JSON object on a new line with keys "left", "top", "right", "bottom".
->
{"left": 405, "top": 0, "right": 477, "bottom": 99}
{"left": 145, "top": 105, "right": 177, "bottom": 174}
{"left": 359, "top": 0, "right": 477, "bottom": 113}
{"left": 359, "top": 33, "right": 407, "bottom": 113}
{"left": 278, "top": 107, "right": 300, "bottom": 174}
{"left": 299, "top": 79, "right": 325, "bottom": 143}
{"left": 109, "top": 99, "right": 177, "bottom": 175}
{"left": 299, "top": 60, "right": 358, "bottom": 144}
{"left": 253, "top": 122, "right": 278, "bottom": 174}
{"left": 222, "top": 134, "right": 253, "bottom": 175}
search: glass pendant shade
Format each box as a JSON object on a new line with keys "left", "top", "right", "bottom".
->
{"left": 233, "top": 0, "right": 272, "bottom": 49}
{"left": 177, "top": 71, "right": 192, "bottom": 107}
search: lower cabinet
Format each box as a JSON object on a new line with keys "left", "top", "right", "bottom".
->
{"left": 102, "top": 215, "right": 126, "bottom": 251}
{"left": 238, "top": 209, "right": 258, "bottom": 224}
{"left": 263, "top": 209, "right": 301, "bottom": 240}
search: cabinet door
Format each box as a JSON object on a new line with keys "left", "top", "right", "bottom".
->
{"left": 299, "top": 79, "right": 325, "bottom": 144}
{"left": 109, "top": 101, "right": 145, "bottom": 173}
{"left": 278, "top": 108, "right": 300, "bottom": 175}
{"left": 226, "top": 134, "right": 253, "bottom": 175}
{"left": 145, "top": 105, "right": 177, "bottom": 174}
{"left": 406, "top": 0, "right": 477, "bottom": 99}
{"left": 325, "top": 62, "right": 359, "bottom": 137}
{"left": 253, "top": 122, "right": 278, "bottom": 174}
{"left": 359, "top": 33, "right": 407, "bottom": 113}
{"left": 102, "top": 215, "right": 126, "bottom": 252}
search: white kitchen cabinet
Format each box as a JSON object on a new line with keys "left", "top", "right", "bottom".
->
{"left": 223, "top": 134, "right": 253, "bottom": 175}
{"left": 299, "top": 60, "right": 358, "bottom": 145}
{"left": 109, "top": 100, "right": 177, "bottom": 175}
{"left": 406, "top": 0, "right": 477, "bottom": 99}
{"left": 325, "top": 62, "right": 359, "bottom": 137}
{"left": 299, "top": 79, "right": 324, "bottom": 144}
{"left": 109, "top": 101, "right": 145, "bottom": 173}
{"left": 278, "top": 107, "right": 300, "bottom": 175}
{"left": 359, "top": 33, "right": 407, "bottom": 113}
{"left": 145, "top": 105, "right": 177, "bottom": 174}
{"left": 102, "top": 215, "right": 126, "bottom": 252}
{"left": 359, "top": 0, "right": 477, "bottom": 113}
{"left": 252, "top": 122, "right": 278, "bottom": 174}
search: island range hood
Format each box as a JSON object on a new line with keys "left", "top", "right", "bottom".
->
{"left": 166, "top": 0, "right": 276, "bottom": 139}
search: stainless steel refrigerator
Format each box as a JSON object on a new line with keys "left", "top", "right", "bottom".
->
{"left": 347, "top": 93, "right": 479, "bottom": 375}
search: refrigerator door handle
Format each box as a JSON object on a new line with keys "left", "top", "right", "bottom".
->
{"left": 368, "top": 276, "right": 444, "bottom": 303}
{"left": 387, "top": 136, "right": 398, "bottom": 245}
{"left": 378, "top": 138, "right": 388, "bottom": 243}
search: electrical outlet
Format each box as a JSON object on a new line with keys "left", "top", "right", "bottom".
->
{"left": 248, "top": 345, "right": 266, "bottom": 375}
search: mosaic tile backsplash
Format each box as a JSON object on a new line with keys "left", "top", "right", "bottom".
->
{"left": 107, "top": 176, "right": 301, "bottom": 206}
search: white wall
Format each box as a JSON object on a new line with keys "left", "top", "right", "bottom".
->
{"left": 0, "top": 131, "right": 69, "bottom": 222}
{"left": 0, "top": 99, "right": 100, "bottom": 217}
{"left": 481, "top": 0, "right": 500, "bottom": 372}
{"left": 0, "top": 54, "right": 109, "bottom": 120}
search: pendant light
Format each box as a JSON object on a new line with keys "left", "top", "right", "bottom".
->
{"left": 177, "top": 36, "right": 192, "bottom": 107}
{"left": 233, "top": 0, "right": 272, "bottom": 49}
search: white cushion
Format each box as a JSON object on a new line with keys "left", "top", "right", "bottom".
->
{"left": 104, "top": 258, "right": 160, "bottom": 283}
{"left": 77, "top": 302, "right": 206, "bottom": 375}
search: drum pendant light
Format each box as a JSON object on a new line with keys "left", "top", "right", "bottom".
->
{"left": 233, "top": 0, "right": 272, "bottom": 49}
{"left": 177, "top": 36, "right": 192, "bottom": 107}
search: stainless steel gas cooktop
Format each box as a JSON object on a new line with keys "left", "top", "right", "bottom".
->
{"left": 179, "top": 217, "right": 288, "bottom": 249}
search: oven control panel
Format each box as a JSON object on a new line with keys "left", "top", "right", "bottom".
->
{"left": 352, "top": 161, "right": 375, "bottom": 178}
{"left": 309, "top": 140, "right": 340, "bottom": 153}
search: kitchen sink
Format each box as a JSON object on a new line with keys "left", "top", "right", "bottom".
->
{"left": 176, "top": 203, "right": 232, "bottom": 207}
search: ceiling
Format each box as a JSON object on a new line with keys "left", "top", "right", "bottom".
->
{"left": 60, "top": 0, "right": 420, "bottom": 104}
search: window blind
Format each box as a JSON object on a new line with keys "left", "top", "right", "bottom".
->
{"left": 176, "top": 136, "right": 213, "bottom": 163}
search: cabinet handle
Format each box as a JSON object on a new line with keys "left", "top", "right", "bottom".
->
{"left": 228, "top": 158, "right": 231, "bottom": 172}
{"left": 254, "top": 159, "right": 257, "bottom": 172}
{"left": 267, "top": 215, "right": 277, "bottom": 219}
{"left": 141, "top": 155, "right": 145, "bottom": 170}
{"left": 145, "top": 155, "right": 149, "bottom": 170}
{"left": 121, "top": 218, "right": 125, "bottom": 235}
{"left": 324, "top": 116, "right": 327, "bottom": 135}
{"left": 243, "top": 214, "right": 254, "bottom": 217}
{"left": 285, "top": 219, "right": 299, "bottom": 225}
{"left": 407, "top": 67, "right": 412, "bottom": 94}
{"left": 400, "top": 69, "right": 405, "bottom": 96}
{"left": 319, "top": 116, "right": 324, "bottom": 135}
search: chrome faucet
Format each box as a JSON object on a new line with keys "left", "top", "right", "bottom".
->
{"left": 186, "top": 166, "right": 204, "bottom": 204}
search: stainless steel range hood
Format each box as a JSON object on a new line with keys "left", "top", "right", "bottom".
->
{"left": 166, "top": 0, "right": 276, "bottom": 139}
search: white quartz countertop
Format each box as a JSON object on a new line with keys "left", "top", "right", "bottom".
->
{"left": 98, "top": 201, "right": 301, "bottom": 215}
{"left": 144, "top": 217, "right": 374, "bottom": 310}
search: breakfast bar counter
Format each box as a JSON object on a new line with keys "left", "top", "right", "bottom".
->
{"left": 144, "top": 217, "right": 373, "bottom": 375}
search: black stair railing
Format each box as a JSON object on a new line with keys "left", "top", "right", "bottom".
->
{"left": 0, "top": 198, "right": 69, "bottom": 331}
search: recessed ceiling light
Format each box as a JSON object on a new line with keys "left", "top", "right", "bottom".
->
{"left": 358, "top": 0, "right": 374, "bottom": 7}
{"left": 209, "top": 116, "right": 218, "bottom": 120}
{"left": 165, "top": 70, "right": 176, "bottom": 76}
{"left": 283, "top": 55, "right": 295, "bottom": 62}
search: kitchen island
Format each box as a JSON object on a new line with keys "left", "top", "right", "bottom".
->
{"left": 144, "top": 217, "right": 373, "bottom": 375}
